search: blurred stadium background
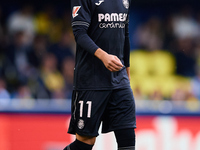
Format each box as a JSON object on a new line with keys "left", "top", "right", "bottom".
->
{"left": 0, "top": 0, "right": 200, "bottom": 150}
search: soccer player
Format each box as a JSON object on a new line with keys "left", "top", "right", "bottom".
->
{"left": 64, "top": 0, "right": 136, "bottom": 149}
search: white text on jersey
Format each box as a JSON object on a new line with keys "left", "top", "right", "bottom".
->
{"left": 98, "top": 13, "right": 127, "bottom": 22}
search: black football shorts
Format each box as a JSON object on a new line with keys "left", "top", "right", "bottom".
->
{"left": 68, "top": 86, "right": 136, "bottom": 137}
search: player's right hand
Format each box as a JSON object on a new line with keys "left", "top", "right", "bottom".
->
{"left": 94, "top": 48, "right": 123, "bottom": 72}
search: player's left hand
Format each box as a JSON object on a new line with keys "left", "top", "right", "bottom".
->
{"left": 94, "top": 48, "right": 123, "bottom": 72}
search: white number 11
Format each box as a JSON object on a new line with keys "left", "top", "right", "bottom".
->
{"left": 79, "top": 101, "right": 92, "bottom": 118}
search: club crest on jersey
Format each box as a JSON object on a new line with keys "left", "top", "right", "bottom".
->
{"left": 78, "top": 119, "right": 84, "bottom": 129}
{"left": 122, "top": 0, "right": 129, "bottom": 9}
{"left": 72, "top": 6, "right": 81, "bottom": 18}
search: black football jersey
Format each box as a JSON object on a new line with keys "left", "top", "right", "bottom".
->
{"left": 71, "top": 0, "right": 131, "bottom": 90}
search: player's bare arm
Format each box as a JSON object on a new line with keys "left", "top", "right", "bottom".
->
{"left": 94, "top": 48, "right": 123, "bottom": 72}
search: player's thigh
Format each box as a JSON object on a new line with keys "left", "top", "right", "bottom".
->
{"left": 76, "top": 133, "right": 96, "bottom": 145}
